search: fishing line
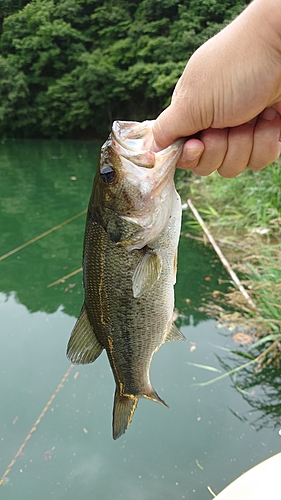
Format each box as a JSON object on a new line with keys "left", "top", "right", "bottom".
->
{"left": 0, "top": 364, "right": 74, "bottom": 486}
{"left": 0, "top": 210, "right": 86, "bottom": 261}
{"left": 47, "top": 267, "right": 82, "bottom": 288}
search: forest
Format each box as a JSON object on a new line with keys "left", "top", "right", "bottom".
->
{"left": 0, "top": 0, "right": 249, "bottom": 138}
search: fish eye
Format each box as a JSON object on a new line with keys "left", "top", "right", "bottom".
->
{"left": 100, "top": 164, "right": 116, "bottom": 185}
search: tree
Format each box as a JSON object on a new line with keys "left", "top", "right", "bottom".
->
{"left": 0, "top": 55, "right": 29, "bottom": 136}
{"left": 0, "top": 0, "right": 249, "bottom": 138}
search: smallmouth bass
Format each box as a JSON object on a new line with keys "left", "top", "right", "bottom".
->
{"left": 67, "top": 120, "right": 185, "bottom": 439}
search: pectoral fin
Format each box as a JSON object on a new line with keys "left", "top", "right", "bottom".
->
{"left": 67, "top": 304, "right": 103, "bottom": 364}
{"left": 165, "top": 322, "right": 186, "bottom": 343}
{"left": 132, "top": 249, "right": 162, "bottom": 298}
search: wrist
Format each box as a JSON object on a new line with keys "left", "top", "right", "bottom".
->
{"left": 245, "top": 0, "right": 281, "bottom": 54}
{"left": 244, "top": 0, "right": 281, "bottom": 103}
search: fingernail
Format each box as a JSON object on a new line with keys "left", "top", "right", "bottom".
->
{"left": 262, "top": 108, "right": 277, "bottom": 121}
{"left": 183, "top": 148, "right": 202, "bottom": 162}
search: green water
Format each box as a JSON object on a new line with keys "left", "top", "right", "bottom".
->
{"left": 0, "top": 140, "right": 280, "bottom": 499}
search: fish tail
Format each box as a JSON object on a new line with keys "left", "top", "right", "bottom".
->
{"left": 143, "top": 387, "right": 169, "bottom": 409}
{"left": 113, "top": 389, "right": 139, "bottom": 440}
{"left": 112, "top": 386, "right": 169, "bottom": 439}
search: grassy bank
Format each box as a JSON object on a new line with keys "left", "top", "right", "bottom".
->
{"left": 177, "top": 162, "right": 281, "bottom": 370}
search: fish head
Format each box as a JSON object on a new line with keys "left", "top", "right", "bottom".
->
{"left": 90, "top": 120, "right": 184, "bottom": 249}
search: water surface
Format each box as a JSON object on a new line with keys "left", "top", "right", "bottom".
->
{"left": 0, "top": 140, "right": 280, "bottom": 499}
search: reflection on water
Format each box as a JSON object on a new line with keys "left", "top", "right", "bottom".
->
{"left": 214, "top": 350, "right": 281, "bottom": 432}
{"left": 0, "top": 139, "right": 98, "bottom": 316}
{"left": 1, "top": 140, "right": 281, "bottom": 499}
{"left": 0, "top": 139, "right": 229, "bottom": 321}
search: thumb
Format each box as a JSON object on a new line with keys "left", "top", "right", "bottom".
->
{"left": 152, "top": 105, "right": 181, "bottom": 151}
{"left": 152, "top": 93, "right": 199, "bottom": 152}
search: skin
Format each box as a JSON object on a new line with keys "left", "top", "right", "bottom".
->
{"left": 152, "top": 0, "right": 281, "bottom": 177}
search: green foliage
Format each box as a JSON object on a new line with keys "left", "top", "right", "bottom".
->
{"left": 0, "top": 0, "right": 30, "bottom": 30}
{"left": 0, "top": 55, "right": 29, "bottom": 135}
{"left": 0, "top": 0, "right": 248, "bottom": 138}
{"left": 189, "top": 163, "right": 281, "bottom": 236}
{"left": 183, "top": 159, "right": 281, "bottom": 367}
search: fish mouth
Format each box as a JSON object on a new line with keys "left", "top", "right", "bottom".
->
{"left": 111, "top": 120, "right": 184, "bottom": 169}
{"left": 112, "top": 120, "right": 155, "bottom": 152}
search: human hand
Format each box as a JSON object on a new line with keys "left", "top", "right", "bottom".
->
{"left": 152, "top": 0, "right": 281, "bottom": 177}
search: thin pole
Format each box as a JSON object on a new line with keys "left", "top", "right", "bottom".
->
{"left": 187, "top": 199, "right": 256, "bottom": 310}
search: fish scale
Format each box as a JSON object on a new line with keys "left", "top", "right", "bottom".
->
{"left": 67, "top": 120, "right": 186, "bottom": 439}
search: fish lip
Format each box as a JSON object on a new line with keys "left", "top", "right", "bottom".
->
{"left": 111, "top": 120, "right": 184, "bottom": 162}
{"left": 112, "top": 120, "right": 153, "bottom": 152}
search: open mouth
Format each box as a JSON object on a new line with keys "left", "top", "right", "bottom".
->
{"left": 112, "top": 121, "right": 156, "bottom": 168}
{"left": 111, "top": 120, "right": 184, "bottom": 171}
{"left": 112, "top": 120, "right": 155, "bottom": 153}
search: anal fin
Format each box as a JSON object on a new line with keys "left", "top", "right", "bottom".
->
{"left": 66, "top": 303, "right": 103, "bottom": 364}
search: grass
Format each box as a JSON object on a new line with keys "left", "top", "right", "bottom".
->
{"left": 186, "top": 163, "right": 281, "bottom": 237}
{"left": 176, "top": 161, "right": 281, "bottom": 372}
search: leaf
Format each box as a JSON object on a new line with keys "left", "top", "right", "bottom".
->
{"left": 247, "top": 334, "right": 281, "bottom": 352}
{"left": 187, "top": 362, "right": 222, "bottom": 373}
{"left": 192, "top": 357, "right": 257, "bottom": 387}
{"left": 231, "top": 350, "right": 255, "bottom": 360}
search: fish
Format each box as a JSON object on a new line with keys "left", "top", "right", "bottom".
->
{"left": 67, "top": 120, "right": 186, "bottom": 439}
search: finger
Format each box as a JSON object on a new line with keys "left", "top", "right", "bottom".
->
{"left": 176, "top": 138, "right": 204, "bottom": 170}
{"left": 217, "top": 119, "right": 257, "bottom": 178}
{"left": 248, "top": 108, "right": 281, "bottom": 170}
{"left": 151, "top": 106, "right": 180, "bottom": 151}
{"left": 191, "top": 128, "right": 228, "bottom": 176}
{"left": 152, "top": 83, "right": 202, "bottom": 152}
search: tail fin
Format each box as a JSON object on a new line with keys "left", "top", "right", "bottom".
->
{"left": 112, "top": 387, "right": 169, "bottom": 440}
{"left": 143, "top": 388, "right": 169, "bottom": 408}
{"left": 113, "top": 390, "right": 138, "bottom": 440}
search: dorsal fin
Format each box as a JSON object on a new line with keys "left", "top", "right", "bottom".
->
{"left": 67, "top": 303, "right": 103, "bottom": 364}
